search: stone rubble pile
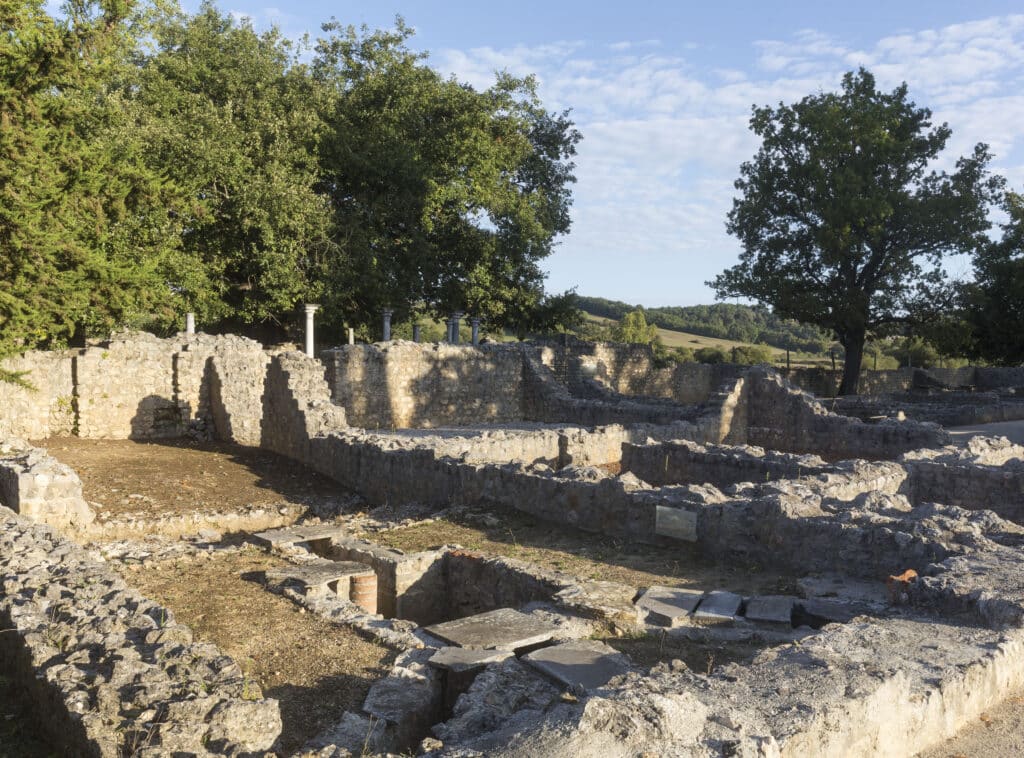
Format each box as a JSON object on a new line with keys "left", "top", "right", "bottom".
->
{"left": 0, "top": 507, "right": 282, "bottom": 756}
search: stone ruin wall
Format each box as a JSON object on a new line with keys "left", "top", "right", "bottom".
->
{"left": 0, "top": 332, "right": 270, "bottom": 444}
{"left": 322, "top": 343, "right": 526, "bottom": 429}
{"left": 7, "top": 335, "right": 1024, "bottom": 755}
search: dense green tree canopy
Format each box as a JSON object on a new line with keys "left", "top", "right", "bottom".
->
{"left": 1, "top": 0, "right": 182, "bottom": 358}
{"left": 611, "top": 308, "right": 659, "bottom": 345}
{"left": 711, "top": 69, "right": 1003, "bottom": 394}
{"left": 312, "top": 19, "right": 580, "bottom": 332}
{"left": 0, "top": 1, "right": 580, "bottom": 362}
{"left": 131, "top": 2, "right": 333, "bottom": 327}
{"left": 961, "top": 192, "right": 1024, "bottom": 364}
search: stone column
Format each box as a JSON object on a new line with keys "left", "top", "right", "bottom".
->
{"left": 446, "top": 319, "right": 454, "bottom": 343}
{"left": 471, "top": 317, "right": 481, "bottom": 345}
{"left": 451, "top": 312, "right": 463, "bottom": 345}
{"left": 185, "top": 312, "right": 195, "bottom": 336}
{"left": 412, "top": 324, "right": 421, "bottom": 343}
{"left": 348, "top": 327, "right": 355, "bottom": 345}
{"left": 382, "top": 308, "right": 393, "bottom": 341}
{"left": 304, "top": 304, "right": 320, "bottom": 358}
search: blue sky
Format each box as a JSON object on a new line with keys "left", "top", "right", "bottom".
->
{"left": 171, "top": 1, "right": 1024, "bottom": 306}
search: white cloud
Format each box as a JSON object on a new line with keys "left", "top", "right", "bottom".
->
{"left": 430, "top": 14, "right": 1024, "bottom": 305}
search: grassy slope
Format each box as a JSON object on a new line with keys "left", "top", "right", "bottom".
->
{"left": 584, "top": 313, "right": 832, "bottom": 367}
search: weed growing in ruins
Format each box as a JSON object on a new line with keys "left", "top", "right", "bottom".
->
{"left": 362, "top": 714, "right": 382, "bottom": 757}
{"left": 704, "top": 653, "right": 716, "bottom": 676}
{"left": 241, "top": 677, "right": 262, "bottom": 701}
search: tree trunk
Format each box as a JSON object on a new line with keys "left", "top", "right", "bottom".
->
{"left": 838, "top": 332, "right": 865, "bottom": 395}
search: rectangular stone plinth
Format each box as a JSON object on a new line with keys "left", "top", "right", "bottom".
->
{"left": 655, "top": 506, "right": 697, "bottom": 541}
{"left": 265, "top": 559, "right": 374, "bottom": 596}
{"left": 693, "top": 590, "right": 743, "bottom": 624}
{"left": 744, "top": 595, "right": 797, "bottom": 626}
{"left": 425, "top": 608, "right": 560, "bottom": 651}
{"left": 427, "top": 647, "right": 514, "bottom": 674}
{"left": 251, "top": 524, "right": 348, "bottom": 549}
{"left": 523, "top": 640, "right": 631, "bottom": 692}
{"left": 636, "top": 586, "right": 705, "bottom": 627}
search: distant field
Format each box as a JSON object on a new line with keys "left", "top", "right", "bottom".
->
{"left": 584, "top": 313, "right": 832, "bottom": 368}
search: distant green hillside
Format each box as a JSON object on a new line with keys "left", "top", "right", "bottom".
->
{"left": 577, "top": 297, "right": 831, "bottom": 354}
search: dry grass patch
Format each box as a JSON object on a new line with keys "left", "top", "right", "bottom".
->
{"left": 364, "top": 510, "right": 798, "bottom": 596}
{"left": 117, "top": 548, "right": 393, "bottom": 755}
{"left": 35, "top": 437, "right": 353, "bottom": 520}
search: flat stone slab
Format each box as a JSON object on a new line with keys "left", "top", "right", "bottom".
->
{"left": 636, "top": 586, "right": 705, "bottom": 627}
{"left": 264, "top": 559, "right": 373, "bottom": 591}
{"left": 693, "top": 590, "right": 743, "bottom": 624}
{"left": 427, "top": 647, "right": 515, "bottom": 674}
{"left": 655, "top": 506, "right": 697, "bottom": 541}
{"left": 425, "top": 608, "right": 560, "bottom": 651}
{"left": 744, "top": 595, "right": 797, "bottom": 626}
{"left": 251, "top": 524, "right": 348, "bottom": 548}
{"left": 797, "top": 575, "right": 888, "bottom": 609}
{"left": 523, "top": 640, "right": 631, "bottom": 692}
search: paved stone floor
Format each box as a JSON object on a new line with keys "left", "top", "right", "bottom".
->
{"left": 949, "top": 420, "right": 1024, "bottom": 446}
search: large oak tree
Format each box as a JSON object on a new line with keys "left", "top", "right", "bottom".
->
{"left": 711, "top": 69, "right": 1002, "bottom": 395}
{"left": 961, "top": 191, "right": 1024, "bottom": 365}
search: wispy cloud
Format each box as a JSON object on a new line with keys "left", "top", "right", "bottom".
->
{"left": 431, "top": 14, "right": 1024, "bottom": 304}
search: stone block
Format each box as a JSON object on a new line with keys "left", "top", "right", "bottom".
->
{"left": 744, "top": 595, "right": 797, "bottom": 626}
{"left": 523, "top": 640, "right": 632, "bottom": 692}
{"left": 655, "top": 506, "right": 697, "bottom": 541}
{"left": 264, "top": 559, "right": 374, "bottom": 597}
{"left": 425, "top": 608, "right": 560, "bottom": 651}
{"left": 636, "top": 586, "right": 704, "bottom": 627}
{"left": 427, "top": 647, "right": 514, "bottom": 674}
{"left": 250, "top": 524, "right": 348, "bottom": 549}
{"left": 693, "top": 590, "right": 743, "bottom": 624}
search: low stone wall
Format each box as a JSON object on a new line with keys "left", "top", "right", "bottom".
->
{"left": 0, "top": 332, "right": 270, "bottom": 442}
{"left": 622, "top": 439, "right": 829, "bottom": 488}
{"left": 742, "top": 369, "right": 950, "bottom": 460}
{"left": 833, "top": 392, "right": 1024, "bottom": 427}
{"left": 0, "top": 350, "right": 75, "bottom": 439}
{"left": 323, "top": 343, "right": 525, "bottom": 429}
{"left": 0, "top": 437, "right": 94, "bottom": 532}
{"left": 521, "top": 349, "right": 709, "bottom": 429}
{"left": 539, "top": 340, "right": 745, "bottom": 405}
{"left": 0, "top": 507, "right": 281, "bottom": 756}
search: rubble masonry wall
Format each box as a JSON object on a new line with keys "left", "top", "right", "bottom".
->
{"left": 0, "top": 506, "right": 282, "bottom": 756}
{"left": 0, "top": 332, "right": 269, "bottom": 442}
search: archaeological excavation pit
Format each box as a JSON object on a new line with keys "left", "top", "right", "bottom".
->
{"left": 6, "top": 332, "right": 1024, "bottom": 755}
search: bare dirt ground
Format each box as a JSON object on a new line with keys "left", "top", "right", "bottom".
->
{"left": 114, "top": 549, "right": 394, "bottom": 755}
{"left": 15, "top": 437, "right": 1016, "bottom": 755}
{"left": 364, "top": 509, "right": 801, "bottom": 596}
{"left": 33, "top": 437, "right": 355, "bottom": 520}
{"left": 916, "top": 690, "right": 1024, "bottom": 757}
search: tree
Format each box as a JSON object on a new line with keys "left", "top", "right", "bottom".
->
{"left": 611, "top": 309, "right": 659, "bottom": 345}
{"left": 961, "top": 191, "right": 1024, "bottom": 364}
{"left": 711, "top": 69, "right": 1002, "bottom": 394}
{"left": 312, "top": 19, "right": 580, "bottom": 332}
{"left": 128, "top": 2, "right": 333, "bottom": 330}
{"left": 1, "top": 0, "right": 182, "bottom": 360}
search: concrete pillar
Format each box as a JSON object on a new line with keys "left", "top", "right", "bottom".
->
{"left": 451, "top": 312, "right": 463, "bottom": 345}
{"left": 347, "top": 327, "right": 355, "bottom": 345}
{"left": 304, "top": 304, "right": 319, "bottom": 358}
{"left": 382, "top": 308, "right": 393, "bottom": 342}
{"left": 471, "top": 317, "right": 481, "bottom": 345}
{"left": 185, "top": 312, "right": 195, "bottom": 336}
{"left": 412, "top": 324, "right": 421, "bottom": 343}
